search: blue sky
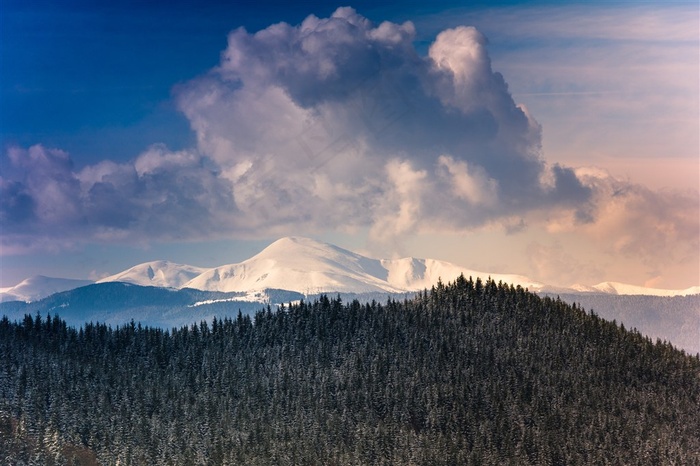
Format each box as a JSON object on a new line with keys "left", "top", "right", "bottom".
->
{"left": 1, "top": 0, "right": 698, "bottom": 289}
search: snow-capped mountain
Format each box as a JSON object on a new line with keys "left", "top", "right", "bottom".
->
{"left": 183, "top": 237, "right": 546, "bottom": 295}
{"left": 570, "top": 282, "right": 700, "bottom": 297}
{"left": 184, "top": 237, "right": 407, "bottom": 294}
{"left": 2, "top": 237, "right": 698, "bottom": 303}
{"left": 0, "top": 276, "right": 94, "bottom": 303}
{"left": 2, "top": 238, "right": 698, "bottom": 354}
{"left": 97, "top": 260, "right": 208, "bottom": 289}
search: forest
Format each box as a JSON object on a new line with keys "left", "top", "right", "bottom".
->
{"left": 1, "top": 276, "right": 699, "bottom": 465}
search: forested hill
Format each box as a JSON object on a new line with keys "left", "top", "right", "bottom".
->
{"left": 1, "top": 277, "right": 699, "bottom": 465}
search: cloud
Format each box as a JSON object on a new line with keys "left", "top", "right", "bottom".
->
{"left": 526, "top": 240, "right": 604, "bottom": 287}
{"left": 454, "top": 3, "right": 700, "bottom": 192}
{"left": 3, "top": 145, "right": 81, "bottom": 226}
{"left": 1, "top": 144, "right": 237, "bottom": 252}
{"left": 436, "top": 155, "right": 497, "bottom": 207}
{"left": 176, "top": 8, "right": 590, "bottom": 234}
{"left": 1, "top": 6, "right": 696, "bottom": 279}
{"left": 569, "top": 169, "right": 699, "bottom": 271}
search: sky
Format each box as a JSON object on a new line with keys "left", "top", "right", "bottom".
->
{"left": 1, "top": 0, "right": 698, "bottom": 290}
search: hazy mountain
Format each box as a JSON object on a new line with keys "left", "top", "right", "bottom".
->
{"left": 0, "top": 276, "right": 94, "bottom": 303}
{"left": 571, "top": 281, "right": 700, "bottom": 297}
{"left": 549, "top": 293, "right": 699, "bottom": 355}
{"left": 0, "top": 282, "right": 300, "bottom": 330}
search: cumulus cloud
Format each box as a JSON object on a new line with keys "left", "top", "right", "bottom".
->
{"left": 175, "top": 7, "right": 590, "bottom": 238}
{"left": 1, "top": 6, "right": 696, "bottom": 274}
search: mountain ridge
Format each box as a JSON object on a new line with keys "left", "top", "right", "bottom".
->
{"left": 0, "top": 276, "right": 95, "bottom": 303}
{"left": 2, "top": 236, "right": 698, "bottom": 303}
{"left": 96, "top": 260, "right": 208, "bottom": 289}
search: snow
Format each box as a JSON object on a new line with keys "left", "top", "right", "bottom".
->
{"left": 182, "top": 237, "right": 545, "bottom": 295}
{"left": 97, "top": 261, "right": 209, "bottom": 289}
{"left": 3, "top": 237, "right": 698, "bottom": 302}
{"left": 589, "top": 282, "right": 700, "bottom": 297}
{"left": 181, "top": 237, "right": 698, "bottom": 297}
{"left": 0, "top": 276, "right": 94, "bottom": 303}
{"left": 184, "top": 237, "right": 407, "bottom": 294}
{"left": 189, "top": 297, "right": 242, "bottom": 308}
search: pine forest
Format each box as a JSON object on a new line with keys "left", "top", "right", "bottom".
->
{"left": 1, "top": 276, "right": 699, "bottom": 465}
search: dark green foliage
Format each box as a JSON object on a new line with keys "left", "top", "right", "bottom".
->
{"left": 1, "top": 277, "right": 699, "bottom": 465}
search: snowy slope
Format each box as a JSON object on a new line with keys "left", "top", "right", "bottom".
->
{"left": 0, "top": 276, "right": 94, "bottom": 303}
{"left": 184, "top": 237, "right": 407, "bottom": 294}
{"left": 97, "top": 261, "right": 209, "bottom": 289}
{"left": 381, "top": 257, "right": 544, "bottom": 292}
{"left": 4, "top": 237, "right": 698, "bottom": 300}
{"left": 584, "top": 282, "right": 700, "bottom": 297}
{"left": 183, "top": 237, "right": 544, "bottom": 295}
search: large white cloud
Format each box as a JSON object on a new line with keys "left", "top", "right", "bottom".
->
{"left": 175, "top": 7, "right": 590, "bottom": 237}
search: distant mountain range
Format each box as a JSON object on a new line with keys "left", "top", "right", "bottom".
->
{"left": 1, "top": 237, "right": 698, "bottom": 354}
{"left": 3, "top": 237, "right": 698, "bottom": 303}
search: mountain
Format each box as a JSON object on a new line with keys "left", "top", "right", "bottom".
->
{"left": 381, "top": 256, "right": 544, "bottom": 292}
{"left": 184, "top": 237, "right": 406, "bottom": 294}
{"left": 2, "top": 236, "right": 698, "bottom": 303}
{"left": 571, "top": 281, "right": 700, "bottom": 297}
{"left": 2, "top": 242, "right": 698, "bottom": 354}
{"left": 0, "top": 276, "right": 94, "bottom": 303}
{"left": 97, "top": 260, "right": 208, "bottom": 288}
{"left": 184, "top": 236, "right": 546, "bottom": 295}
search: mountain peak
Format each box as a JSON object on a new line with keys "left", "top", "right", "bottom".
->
{"left": 3, "top": 237, "right": 697, "bottom": 302}
{"left": 257, "top": 236, "right": 351, "bottom": 259}
{"left": 184, "top": 236, "right": 401, "bottom": 294}
{"left": 97, "top": 261, "right": 208, "bottom": 289}
{"left": 0, "top": 275, "right": 94, "bottom": 303}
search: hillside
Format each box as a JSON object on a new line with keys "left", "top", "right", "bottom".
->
{"left": 0, "top": 282, "right": 303, "bottom": 330}
{"left": 553, "top": 293, "right": 700, "bottom": 355}
{"left": 1, "top": 278, "right": 698, "bottom": 465}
